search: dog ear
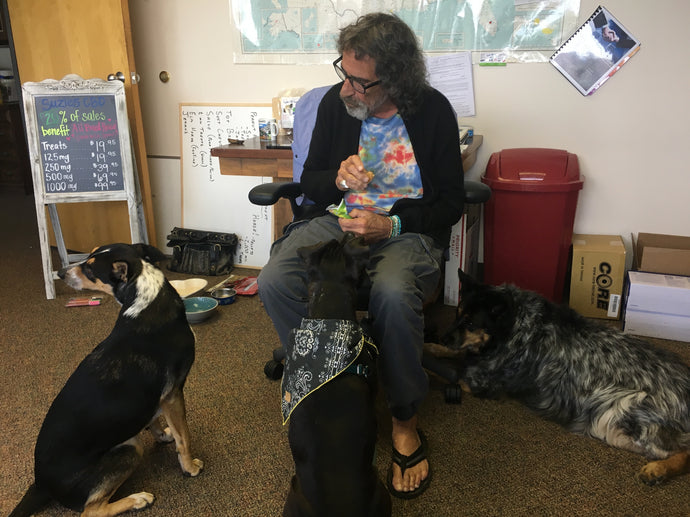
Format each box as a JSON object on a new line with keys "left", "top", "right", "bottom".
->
{"left": 297, "top": 240, "right": 331, "bottom": 266}
{"left": 487, "top": 291, "right": 515, "bottom": 334}
{"left": 132, "top": 243, "right": 166, "bottom": 267}
{"left": 341, "top": 231, "right": 362, "bottom": 247}
{"left": 458, "top": 269, "right": 481, "bottom": 302}
{"left": 111, "top": 261, "right": 130, "bottom": 284}
{"left": 492, "top": 290, "right": 514, "bottom": 315}
{"left": 342, "top": 233, "right": 369, "bottom": 274}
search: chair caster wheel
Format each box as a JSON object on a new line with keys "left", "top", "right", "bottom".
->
{"left": 444, "top": 384, "right": 463, "bottom": 404}
{"left": 264, "top": 359, "right": 284, "bottom": 380}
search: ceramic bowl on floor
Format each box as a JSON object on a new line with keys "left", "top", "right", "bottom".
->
{"left": 183, "top": 296, "right": 218, "bottom": 324}
{"left": 170, "top": 278, "right": 208, "bottom": 299}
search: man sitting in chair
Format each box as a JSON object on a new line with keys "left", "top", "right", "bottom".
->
{"left": 258, "top": 12, "right": 464, "bottom": 499}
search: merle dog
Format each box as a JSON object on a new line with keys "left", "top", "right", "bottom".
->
{"left": 281, "top": 234, "right": 391, "bottom": 516}
{"left": 440, "top": 270, "right": 690, "bottom": 485}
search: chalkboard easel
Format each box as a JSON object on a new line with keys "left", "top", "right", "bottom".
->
{"left": 22, "top": 74, "right": 146, "bottom": 299}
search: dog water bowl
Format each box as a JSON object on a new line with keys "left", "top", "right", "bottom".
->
{"left": 170, "top": 278, "right": 208, "bottom": 299}
{"left": 184, "top": 296, "right": 218, "bottom": 323}
{"left": 211, "top": 287, "right": 236, "bottom": 305}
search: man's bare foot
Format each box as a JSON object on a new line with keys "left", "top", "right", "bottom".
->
{"left": 390, "top": 415, "right": 429, "bottom": 494}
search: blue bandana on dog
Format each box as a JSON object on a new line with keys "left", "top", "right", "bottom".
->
{"left": 281, "top": 318, "right": 376, "bottom": 424}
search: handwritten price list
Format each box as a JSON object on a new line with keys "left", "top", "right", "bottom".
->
{"left": 34, "top": 95, "right": 124, "bottom": 193}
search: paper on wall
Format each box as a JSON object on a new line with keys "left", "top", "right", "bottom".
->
{"left": 426, "top": 52, "right": 476, "bottom": 117}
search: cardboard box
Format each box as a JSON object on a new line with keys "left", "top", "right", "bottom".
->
{"left": 635, "top": 232, "right": 690, "bottom": 276}
{"left": 623, "top": 271, "right": 690, "bottom": 342}
{"left": 444, "top": 204, "right": 480, "bottom": 306}
{"left": 568, "top": 234, "right": 626, "bottom": 319}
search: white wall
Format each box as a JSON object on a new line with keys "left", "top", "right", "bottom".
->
{"left": 130, "top": 0, "right": 690, "bottom": 256}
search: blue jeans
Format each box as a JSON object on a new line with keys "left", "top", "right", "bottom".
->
{"left": 258, "top": 214, "right": 443, "bottom": 420}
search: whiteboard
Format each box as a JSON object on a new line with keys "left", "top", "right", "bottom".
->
{"left": 180, "top": 103, "right": 274, "bottom": 268}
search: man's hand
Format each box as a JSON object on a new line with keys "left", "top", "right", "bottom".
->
{"left": 336, "top": 155, "right": 374, "bottom": 191}
{"left": 339, "top": 209, "right": 391, "bottom": 243}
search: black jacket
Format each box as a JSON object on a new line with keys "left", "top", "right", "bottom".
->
{"left": 301, "top": 83, "right": 464, "bottom": 248}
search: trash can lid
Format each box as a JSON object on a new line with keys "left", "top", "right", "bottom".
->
{"left": 482, "top": 148, "right": 584, "bottom": 192}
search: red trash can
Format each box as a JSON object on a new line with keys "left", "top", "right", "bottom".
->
{"left": 481, "top": 148, "right": 584, "bottom": 303}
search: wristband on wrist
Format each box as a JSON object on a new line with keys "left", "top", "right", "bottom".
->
{"left": 388, "top": 214, "right": 401, "bottom": 238}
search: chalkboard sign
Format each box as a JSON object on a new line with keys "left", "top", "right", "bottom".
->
{"left": 23, "top": 74, "right": 137, "bottom": 203}
{"left": 33, "top": 93, "right": 124, "bottom": 193}
{"left": 22, "top": 74, "right": 145, "bottom": 299}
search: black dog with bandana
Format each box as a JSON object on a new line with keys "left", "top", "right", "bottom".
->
{"left": 282, "top": 234, "right": 391, "bottom": 517}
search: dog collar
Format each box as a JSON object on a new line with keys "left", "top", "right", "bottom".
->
{"left": 281, "top": 318, "right": 377, "bottom": 424}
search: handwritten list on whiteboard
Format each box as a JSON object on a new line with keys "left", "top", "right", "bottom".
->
{"left": 180, "top": 104, "right": 274, "bottom": 268}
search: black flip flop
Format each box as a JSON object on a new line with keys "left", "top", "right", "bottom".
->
{"left": 387, "top": 429, "right": 432, "bottom": 499}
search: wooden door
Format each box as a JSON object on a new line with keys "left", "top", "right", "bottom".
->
{"left": 8, "top": 0, "right": 156, "bottom": 250}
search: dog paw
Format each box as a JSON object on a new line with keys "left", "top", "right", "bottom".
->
{"left": 128, "top": 492, "right": 155, "bottom": 510}
{"left": 182, "top": 457, "right": 204, "bottom": 477}
{"left": 459, "top": 380, "right": 472, "bottom": 394}
{"left": 637, "top": 463, "right": 667, "bottom": 486}
{"left": 148, "top": 422, "right": 174, "bottom": 443}
{"left": 157, "top": 427, "right": 175, "bottom": 443}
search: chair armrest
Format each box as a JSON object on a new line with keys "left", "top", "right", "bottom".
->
{"left": 248, "top": 179, "right": 490, "bottom": 231}
{"left": 464, "top": 179, "right": 491, "bottom": 204}
{"left": 248, "top": 182, "right": 303, "bottom": 206}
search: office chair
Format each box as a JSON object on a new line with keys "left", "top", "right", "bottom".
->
{"left": 248, "top": 86, "right": 491, "bottom": 403}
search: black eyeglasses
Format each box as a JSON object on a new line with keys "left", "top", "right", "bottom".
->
{"left": 333, "top": 56, "right": 381, "bottom": 94}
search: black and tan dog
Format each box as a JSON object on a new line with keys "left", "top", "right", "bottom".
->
{"left": 10, "top": 243, "right": 203, "bottom": 517}
{"left": 281, "top": 234, "right": 391, "bottom": 516}
{"left": 439, "top": 270, "right": 690, "bottom": 485}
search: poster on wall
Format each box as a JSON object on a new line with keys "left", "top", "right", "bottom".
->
{"left": 229, "top": 0, "right": 581, "bottom": 64}
{"left": 550, "top": 5, "right": 641, "bottom": 95}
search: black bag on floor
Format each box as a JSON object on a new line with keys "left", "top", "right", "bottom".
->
{"left": 166, "top": 227, "right": 238, "bottom": 276}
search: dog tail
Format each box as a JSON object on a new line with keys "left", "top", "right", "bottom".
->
{"left": 8, "top": 483, "right": 51, "bottom": 517}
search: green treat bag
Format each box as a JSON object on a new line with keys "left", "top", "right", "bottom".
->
{"left": 327, "top": 199, "right": 352, "bottom": 219}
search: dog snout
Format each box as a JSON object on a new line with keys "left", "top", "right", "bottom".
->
{"left": 57, "top": 263, "right": 79, "bottom": 281}
{"left": 441, "top": 322, "right": 465, "bottom": 350}
{"left": 58, "top": 265, "right": 86, "bottom": 291}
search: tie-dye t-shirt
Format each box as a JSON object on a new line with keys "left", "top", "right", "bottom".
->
{"left": 344, "top": 113, "right": 423, "bottom": 214}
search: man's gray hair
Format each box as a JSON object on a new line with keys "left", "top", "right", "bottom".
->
{"left": 337, "top": 12, "right": 429, "bottom": 117}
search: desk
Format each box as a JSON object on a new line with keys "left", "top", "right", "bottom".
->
{"left": 211, "top": 138, "right": 293, "bottom": 239}
{"left": 211, "top": 134, "right": 483, "bottom": 238}
{"left": 211, "top": 137, "right": 293, "bottom": 178}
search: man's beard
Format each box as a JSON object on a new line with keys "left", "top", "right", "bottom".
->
{"left": 341, "top": 93, "right": 388, "bottom": 121}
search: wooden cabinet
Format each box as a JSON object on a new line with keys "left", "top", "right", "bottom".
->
{"left": 0, "top": 102, "right": 30, "bottom": 192}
